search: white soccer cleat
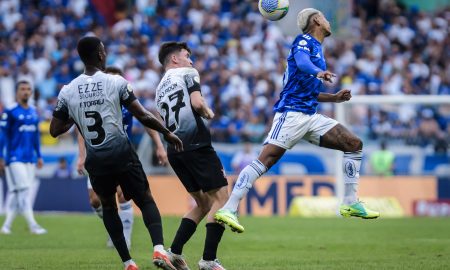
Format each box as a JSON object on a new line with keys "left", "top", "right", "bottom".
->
{"left": 30, "top": 225, "right": 47, "bottom": 235}
{"left": 1, "top": 226, "right": 12, "bottom": 235}
{"left": 124, "top": 262, "right": 139, "bottom": 270}
{"left": 167, "top": 248, "right": 190, "bottom": 270}
{"left": 198, "top": 259, "right": 226, "bottom": 270}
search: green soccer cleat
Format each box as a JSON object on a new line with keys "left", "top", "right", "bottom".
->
{"left": 214, "top": 209, "right": 244, "bottom": 233}
{"left": 340, "top": 201, "right": 380, "bottom": 219}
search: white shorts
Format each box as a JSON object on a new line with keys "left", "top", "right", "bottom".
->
{"left": 87, "top": 177, "right": 93, "bottom": 190}
{"left": 264, "top": 111, "right": 338, "bottom": 149}
{"left": 5, "top": 162, "right": 36, "bottom": 192}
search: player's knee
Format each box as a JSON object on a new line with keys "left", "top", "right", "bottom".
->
{"left": 133, "top": 192, "right": 153, "bottom": 209}
{"left": 345, "top": 137, "right": 363, "bottom": 152}
{"left": 198, "top": 203, "right": 211, "bottom": 216}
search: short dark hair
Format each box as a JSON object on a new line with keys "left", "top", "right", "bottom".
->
{"left": 15, "top": 80, "right": 31, "bottom": 92}
{"left": 77, "top": 36, "right": 102, "bottom": 64}
{"left": 158, "top": 42, "right": 191, "bottom": 66}
{"left": 104, "top": 66, "right": 124, "bottom": 76}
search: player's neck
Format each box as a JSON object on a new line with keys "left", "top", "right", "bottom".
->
{"left": 84, "top": 65, "right": 102, "bottom": 76}
{"left": 165, "top": 63, "right": 180, "bottom": 70}
{"left": 308, "top": 29, "right": 325, "bottom": 43}
{"left": 18, "top": 101, "right": 29, "bottom": 109}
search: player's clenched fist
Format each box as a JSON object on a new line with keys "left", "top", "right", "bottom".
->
{"left": 334, "top": 89, "right": 352, "bottom": 103}
{"left": 317, "top": 70, "right": 336, "bottom": 83}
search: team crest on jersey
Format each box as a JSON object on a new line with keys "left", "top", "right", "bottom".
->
{"left": 1, "top": 113, "right": 7, "bottom": 120}
{"left": 127, "top": 83, "right": 133, "bottom": 93}
{"left": 184, "top": 74, "right": 194, "bottom": 88}
{"left": 299, "top": 40, "right": 307, "bottom": 46}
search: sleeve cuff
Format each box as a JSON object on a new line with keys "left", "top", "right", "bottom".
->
{"left": 52, "top": 110, "right": 69, "bottom": 121}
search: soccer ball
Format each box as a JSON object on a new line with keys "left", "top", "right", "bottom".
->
{"left": 258, "top": 0, "right": 289, "bottom": 21}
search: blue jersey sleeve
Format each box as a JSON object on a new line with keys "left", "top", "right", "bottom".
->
{"left": 294, "top": 51, "right": 323, "bottom": 76}
{"left": 292, "top": 36, "right": 323, "bottom": 76}
{"left": 0, "top": 111, "right": 10, "bottom": 159}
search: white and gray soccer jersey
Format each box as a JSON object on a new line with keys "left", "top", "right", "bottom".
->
{"left": 156, "top": 67, "right": 211, "bottom": 153}
{"left": 53, "top": 71, "right": 138, "bottom": 175}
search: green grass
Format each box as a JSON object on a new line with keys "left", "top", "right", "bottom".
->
{"left": 0, "top": 215, "right": 449, "bottom": 270}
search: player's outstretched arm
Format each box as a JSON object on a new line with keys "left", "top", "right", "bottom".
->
{"left": 190, "top": 91, "right": 214, "bottom": 119}
{"left": 49, "top": 117, "right": 74, "bottom": 138}
{"left": 144, "top": 127, "right": 168, "bottom": 165}
{"left": 75, "top": 129, "right": 87, "bottom": 175}
{"left": 318, "top": 89, "right": 352, "bottom": 103}
{"left": 127, "top": 100, "right": 183, "bottom": 152}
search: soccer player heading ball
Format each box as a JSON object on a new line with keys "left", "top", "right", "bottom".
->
{"left": 215, "top": 8, "right": 380, "bottom": 233}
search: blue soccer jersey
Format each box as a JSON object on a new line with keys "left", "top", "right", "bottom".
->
{"left": 0, "top": 104, "right": 41, "bottom": 165}
{"left": 121, "top": 106, "right": 133, "bottom": 137}
{"left": 274, "top": 33, "right": 326, "bottom": 115}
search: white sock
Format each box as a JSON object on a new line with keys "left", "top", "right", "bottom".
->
{"left": 124, "top": 259, "right": 136, "bottom": 267}
{"left": 18, "top": 189, "right": 38, "bottom": 228}
{"left": 119, "top": 201, "right": 134, "bottom": 244}
{"left": 343, "top": 150, "right": 362, "bottom": 205}
{"left": 93, "top": 205, "right": 103, "bottom": 219}
{"left": 222, "top": 160, "right": 267, "bottom": 212}
{"left": 2, "top": 192, "right": 18, "bottom": 229}
{"left": 154, "top": 244, "right": 164, "bottom": 253}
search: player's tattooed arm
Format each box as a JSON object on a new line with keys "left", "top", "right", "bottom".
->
{"left": 318, "top": 89, "right": 352, "bottom": 103}
{"left": 190, "top": 91, "right": 214, "bottom": 119}
{"left": 127, "top": 100, "right": 183, "bottom": 151}
{"left": 49, "top": 117, "right": 74, "bottom": 137}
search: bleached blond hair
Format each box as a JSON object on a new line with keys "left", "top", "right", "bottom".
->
{"left": 297, "top": 8, "right": 321, "bottom": 34}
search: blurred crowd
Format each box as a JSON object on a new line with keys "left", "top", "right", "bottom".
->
{"left": 0, "top": 0, "right": 448, "bottom": 151}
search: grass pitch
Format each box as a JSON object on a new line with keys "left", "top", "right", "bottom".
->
{"left": 0, "top": 215, "right": 449, "bottom": 270}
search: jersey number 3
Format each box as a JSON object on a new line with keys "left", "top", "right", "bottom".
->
{"left": 85, "top": 111, "right": 106, "bottom": 145}
{"left": 161, "top": 90, "right": 186, "bottom": 132}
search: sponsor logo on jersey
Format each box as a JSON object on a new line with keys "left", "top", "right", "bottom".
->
{"left": 297, "top": 46, "right": 310, "bottom": 52}
{"left": 55, "top": 99, "right": 65, "bottom": 111}
{"left": 18, "top": 124, "right": 37, "bottom": 132}
{"left": 299, "top": 40, "right": 307, "bottom": 46}
{"left": 302, "top": 34, "right": 311, "bottom": 40}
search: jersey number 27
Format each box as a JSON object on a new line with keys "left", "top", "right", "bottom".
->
{"left": 161, "top": 90, "right": 186, "bottom": 132}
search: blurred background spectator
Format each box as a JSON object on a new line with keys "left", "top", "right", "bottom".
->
{"left": 52, "top": 157, "right": 72, "bottom": 179}
{"left": 0, "top": 0, "right": 447, "bottom": 152}
{"left": 370, "top": 141, "right": 395, "bottom": 176}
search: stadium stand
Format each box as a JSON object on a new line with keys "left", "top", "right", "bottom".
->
{"left": 0, "top": 0, "right": 448, "bottom": 176}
